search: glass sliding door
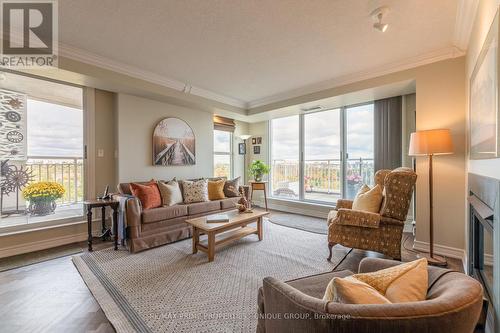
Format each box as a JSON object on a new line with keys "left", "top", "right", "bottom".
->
{"left": 345, "top": 103, "right": 375, "bottom": 199}
{"left": 303, "top": 109, "right": 342, "bottom": 203}
{"left": 270, "top": 115, "right": 299, "bottom": 200}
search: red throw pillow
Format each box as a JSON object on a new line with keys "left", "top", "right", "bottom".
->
{"left": 129, "top": 181, "right": 162, "bottom": 209}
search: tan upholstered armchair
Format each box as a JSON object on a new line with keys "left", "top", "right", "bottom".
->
{"left": 327, "top": 167, "right": 417, "bottom": 261}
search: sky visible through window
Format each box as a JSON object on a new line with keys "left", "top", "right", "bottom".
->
{"left": 27, "top": 99, "right": 83, "bottom": 157}
{"left": 272, "top": 104, "right": 374, "bottom": 161}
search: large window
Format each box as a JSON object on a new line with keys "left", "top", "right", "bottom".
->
{"left": 0, "top": 72, "right": 84, "bottom": 229}
{"left": 213, "top": 130, "right": 232, "bottom": 178}
{"left": 270, "top": 103, "right": 374, "bottom": 204}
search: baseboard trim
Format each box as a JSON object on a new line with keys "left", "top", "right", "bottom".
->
{"left": 413, "top": 240, "right": 466, "bottom": 261}
{"left": 0, "top": 232, "right": 88, "bottom": 259}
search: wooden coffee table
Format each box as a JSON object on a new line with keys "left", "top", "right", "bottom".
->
{"left": 186, "top": 209, "right": 269, "bottom": 262}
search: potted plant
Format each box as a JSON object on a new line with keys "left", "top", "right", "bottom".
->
{"left": 23, "top": 181, "right": 65, "bottom": 216}
{"left": 249, "top": 160, "right": 270, "bottom": 182}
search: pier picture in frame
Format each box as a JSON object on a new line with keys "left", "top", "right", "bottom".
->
{"left": 470, "top": 10, "right": 499, "bottom": 159}
{"left": 153, "top": 118, "right": 196, "bottom": 166}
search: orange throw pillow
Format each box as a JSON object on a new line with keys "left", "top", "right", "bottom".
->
{"left": 129, "top": 181, "right": 162, "bottom": 209}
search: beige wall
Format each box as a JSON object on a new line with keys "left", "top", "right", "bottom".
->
{"left": 467, "top": 0, "right": 500, "bottom": 179}
{"left": 94, "top": 89, "right": 117, "bottom": 194}
{"left": 233, "top": 120, "right": 250, "bottom": 180}
{"left": 249, "top": 57, "right": 467, "bottom": 250}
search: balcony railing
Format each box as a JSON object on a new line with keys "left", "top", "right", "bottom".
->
{"left": 271, "top": 158, "right": 374, "bottom": 199}
{"left": 26, "top": 156, "right": 84, "bottom": 205}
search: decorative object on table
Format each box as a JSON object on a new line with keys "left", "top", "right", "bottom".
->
{"left": 469, "top": 10, "right": 499, "bottom": 159}
{"left": 253, "top": 145, "right": 261, "bottom": 154}
{"left": 83, "top": 199, "right": 120, "bottom": 252}
{"left": 249, "top": 160, "right": 269, "bottom": 182}
{"left": 23, "top": 181, "right": 65, "bottom": 216}
{"left": 256, "top": 137, "right": 262, "bottom": 144}
{"left": 346, "top": 173, "right": 363, "bottom": 199}
{"left": 409, "top": 129, "right": 453, "bottom": 266}
{"left": 98, "top": 185, "right": 110, "bottom": 200}
{"left": 252, "top": 138, "right": 256, "bottom": 144}
{"left": 0, "top": 89, "right": 27, "bottom": 160}
{"left": 153, "top": 117, "right": 195, "bottom": 166}
{"left": 0, "top": 159, "right": 34, "bottom": 215}
{"left": 237, "top": 186, "right": 252, "bottom": 212}
{"left": 238, "top": 143, "right": 246, "bottom": 155}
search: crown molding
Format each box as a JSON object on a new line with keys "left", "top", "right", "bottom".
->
{"left": 58, "top": 43, "right": 247, "bottom": 109}
{"left": 453, "top": 0, "right": 479, "bottom": 51}
{"left": 247, "top": 46, "right": 465, "bottom": 109}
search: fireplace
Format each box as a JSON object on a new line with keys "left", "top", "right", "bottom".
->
{"left": 468, "top": 173, "right": 498, "bottom": 330}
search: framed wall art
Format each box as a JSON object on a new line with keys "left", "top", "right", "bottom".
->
{"left": 469, "top": 10, "right": 499, "bottom": 159}
{"left": 153, "top": 117, "right": 195, "bottom": 166}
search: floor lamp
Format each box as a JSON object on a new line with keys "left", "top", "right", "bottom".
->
{"left": 408, "top": 129, "right": 453, "bottom": 267}
{"left": 239, "top": 134, "right": 252, "bottom": 183}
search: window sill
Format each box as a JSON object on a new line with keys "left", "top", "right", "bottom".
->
{"left": 0, "top": 216, "right": 85, "bottom": 236}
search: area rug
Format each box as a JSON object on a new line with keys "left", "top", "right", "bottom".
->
{"left": 73, "top": 222, "right": 351, "bottom": 333}
{"left": 268, "top": 211, "right": 328, "bottom": 234}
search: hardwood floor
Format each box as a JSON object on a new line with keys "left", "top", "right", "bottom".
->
{"left": 0, "top": 224, "right": 463, "bottom": 333}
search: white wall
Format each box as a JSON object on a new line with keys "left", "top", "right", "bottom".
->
{"left": 116, "top": 93, "right": 248, "bottom": 182}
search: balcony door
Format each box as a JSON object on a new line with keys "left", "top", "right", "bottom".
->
{"left": 270, "top": 103, "right": 374, "bottom": 204}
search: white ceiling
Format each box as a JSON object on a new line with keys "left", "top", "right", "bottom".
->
{"left": 58, "top": 0, "right": 466, "bottom": 108}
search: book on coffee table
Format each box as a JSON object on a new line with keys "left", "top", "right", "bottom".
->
{"left": 206, "top": 214, "right": 230, "bottom": 223}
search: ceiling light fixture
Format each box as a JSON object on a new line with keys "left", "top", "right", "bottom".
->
{"left": 371, "top": 6, "right": 389, "bottom": 32}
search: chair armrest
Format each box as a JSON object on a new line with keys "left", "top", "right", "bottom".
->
{"left": 335, "top": 199, "right": 353, "bottom": 210}
{"left": 330, "top": 208, "right": 381, "bottom": 229}
{"left": 358, "top": 257, "right": 403, "bottom": 274}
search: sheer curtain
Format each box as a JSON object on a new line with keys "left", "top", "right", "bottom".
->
{"left": 374, "top": 96, "right": 402, "bottom": 171}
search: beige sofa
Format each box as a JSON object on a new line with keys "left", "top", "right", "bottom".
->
{"left": 258, "top": 258, "right": 484, "bottom": 333}
{"left": 114, "top": 181, "right": 249, "bottom": 253}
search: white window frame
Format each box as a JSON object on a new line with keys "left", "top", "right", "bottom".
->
{"left": 213, "top": 130, "right": 233, "bottom": 179}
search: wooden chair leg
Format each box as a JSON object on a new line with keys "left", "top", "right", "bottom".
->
{"left": 327, "top": 242, "right": 335, "bottom": 261}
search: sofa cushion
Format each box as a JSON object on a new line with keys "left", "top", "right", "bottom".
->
{"left": 352, "top": 184, "right": 383, "bottom": 213}
{"left": 220, "top": 197, "right": 239, "bottom": 210}
{"left": 208, "top": 179, "right": 226, "bottom": 200}
{"left": 157, "top": 180, "right": 183, "bottom": 206}
{"left": 182, "top": 179, "right": 209, "bottom": 203}
{"left": 224, "top": 177, "right": 241, "bottom": 197}
{"left": 187, "top": 200, "right": 220, "bottom": 215}
{"left": 142, "top": 205, "right": 188, "bottom": 224}
{"left": 129, "top": 181, "right": 162, "bottom": 210}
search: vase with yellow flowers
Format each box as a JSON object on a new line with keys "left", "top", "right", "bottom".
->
{"left": 23, "top": 181, "right": 65, "bottom": 216}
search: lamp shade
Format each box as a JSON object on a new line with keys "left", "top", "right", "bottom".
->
{"left": 408, "top": 129, "right": 454, "bottom": 156}
{"left": 239, "top": 134, "right": 251, "bottom": 140}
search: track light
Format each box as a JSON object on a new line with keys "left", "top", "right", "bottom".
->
{"left": 371, "top": 6, "right": 389, "bottom": 32}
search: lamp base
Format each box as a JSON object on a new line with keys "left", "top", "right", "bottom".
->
{"left": 417, "top": 252, "right": 447, "bottom": 267}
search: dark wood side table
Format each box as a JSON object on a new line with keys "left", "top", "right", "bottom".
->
{"left": 83, "top": 199, "right": 120, "bottom": 251}
{"left": 250, "top": 181, "right": 268, "bottom": 211}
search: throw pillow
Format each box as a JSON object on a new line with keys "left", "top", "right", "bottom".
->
{"left": 157, "top": 179, "right": 183, "bottom": 206}
{"left": 224, "top": 177, "right": 241, "bottom": 197}
{"left": 182, "top": 179, "right": 209, "bottom": 203}
{"left": 129, "top": 181, "right": 162, "bottom": 210}
{"left": 323, "top": 258, "right": 428, "bottom": 304}
{"left": 208, "top": 179, "right": 226, "bottom": 200}
{"left": 352, "top": 184, "right": 383, "bottom": 213}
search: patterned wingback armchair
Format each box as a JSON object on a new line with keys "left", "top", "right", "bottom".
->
{"left": 327, "top": 167, "right": 417, "bottom": 260}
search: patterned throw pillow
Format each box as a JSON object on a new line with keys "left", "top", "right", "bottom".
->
{"left": 182, "top": 179, "right": 209, "bottom": 203}
{"left": 224, "top": 177, "right": 241, "bottom": 197}
{"left": 208, "top": 179, "right": 226, "bottom": 200}
{"left": 129, "top": 181, "right": 162, "bottom": 210}
{"left": 157, "top": 179, "right": 183, "bottom": 206}
{"left": 323, "top": 258, "right": 428, "bottom": 304}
